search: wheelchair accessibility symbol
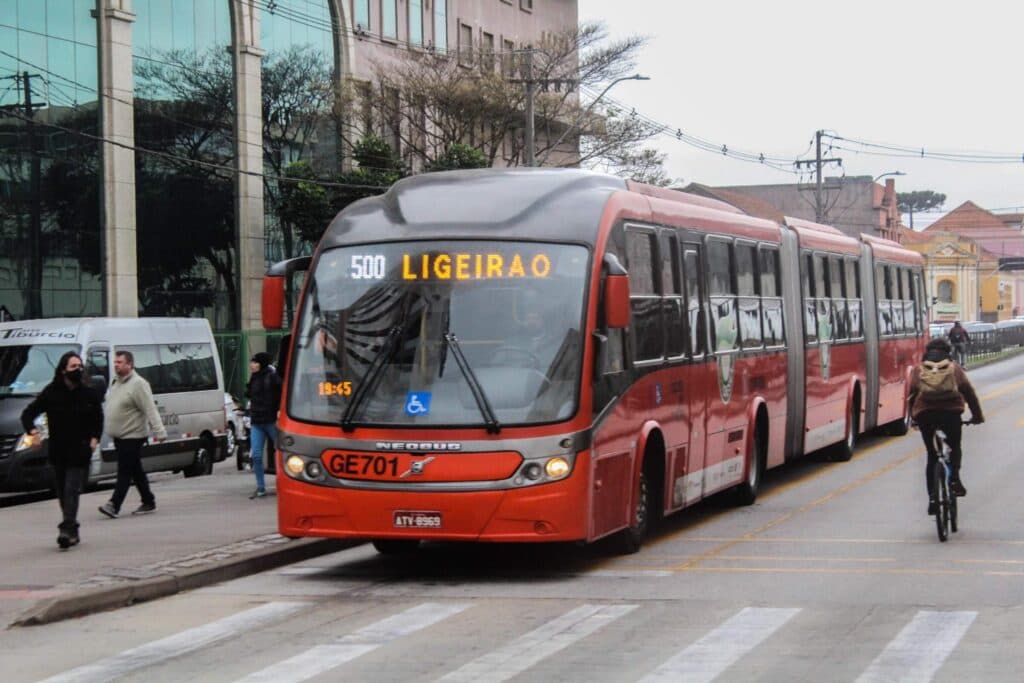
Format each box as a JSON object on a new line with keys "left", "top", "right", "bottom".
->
{"left": 405, "top": 392, "right": 432, "bottom": 416}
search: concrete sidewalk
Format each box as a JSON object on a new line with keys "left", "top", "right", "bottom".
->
{"left": 0, "top": 463, "right": 353, "bottom": 629}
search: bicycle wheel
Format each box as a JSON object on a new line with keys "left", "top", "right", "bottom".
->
{"left": 950, "top": 481, "right": 959, "bottom": 534}
{"left": 934, "top": 462, "right": 949, "bottom": 542}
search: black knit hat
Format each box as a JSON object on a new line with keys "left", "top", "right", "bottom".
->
{"left": 251, "top": 352, "right": 272, "bottom": 369}
{"left": 924, "top": 337, "right": 952, "bottom": 362}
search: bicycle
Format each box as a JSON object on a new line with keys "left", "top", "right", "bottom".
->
{"left": 932, "top": 421, "right": 971, "bottom": 542}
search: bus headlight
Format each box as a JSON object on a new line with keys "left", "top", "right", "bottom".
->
{"left": 285, "top": 455, "right": 305, "bottom": 476}
{"left": 545, "top": 457, "right": 570, "bottom": 479}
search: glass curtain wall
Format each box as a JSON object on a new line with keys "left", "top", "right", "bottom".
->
{"left": 0, "top": 0, "right": 102, "bottom": 319}
{"left": 132, "top": 0, "right": 237, "bottom": 328}
{"left": 260, "top": 0, "right": 338, "bottom": 264}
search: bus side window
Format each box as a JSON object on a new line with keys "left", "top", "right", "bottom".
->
{"left": 830, "top": 256, "right": 848, "bottom": 341}
{"left": 759, "top": 246, "right": 784, "bottom": 347}
{"left": 625, "top": 228, "right": 663, "bottom": 363}
{"left": 735, "top": 241, "right": 762, "bottom": 350}
{"left": 803, "top": 252, "right": 817, "bottom": 344}
{"left": 707, "top": 238, "right": 737, "bottom": 353}
{"left": 846, "top": 257, "right": 862, "bottom": 338}
{"left": 662, "top": 233, "right": 685, "bottom": 359}
{"left": 683, "top": 247, "right": 705, "bottom": 357}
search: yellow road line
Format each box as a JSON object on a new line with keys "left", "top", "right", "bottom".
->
{"left": 712, "top": 555, "right": 896, "bottom": 563}
{"left": 980, "top": 377, "right": 1024, "bottom": 401}
{"left": 669, "top": 446, "right": 924, "bottom": 571}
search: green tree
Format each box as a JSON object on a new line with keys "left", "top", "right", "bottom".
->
{"left": 279, "top": 161, "right": 334, "bottom": 246}
{"left": 351, "top": 21, "right": 662, "bottom": 175}
{"left": 898, "top": 190, "right": 946, "bottom": 229}
{"left": 426, "top": 144, "right": 489, "bottom": 172}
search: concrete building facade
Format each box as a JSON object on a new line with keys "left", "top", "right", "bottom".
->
{"left": 713, "top": 176, "right": 904, "bottom": 242}
{"left": 0, "top": 0, "right": 577, "bottom": 332}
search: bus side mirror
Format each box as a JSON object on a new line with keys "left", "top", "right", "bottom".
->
{"left": 262, "top": 256, "right": 313, "bottom": 330}
{"left": 604, "top": 275, "right": 630, "bottom": 329}
{"left": 262, "top": 276, "right": 286, "bottom": 330}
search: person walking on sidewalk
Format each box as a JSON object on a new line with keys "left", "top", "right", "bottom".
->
{"left": 99, "top": 350, "right": 167, "bottom": 519}
{"left": 20, "top": 351, "right": 103, "bottom": 550}
{"left": 246, "top": 352, "right": 281, "bottom": 499}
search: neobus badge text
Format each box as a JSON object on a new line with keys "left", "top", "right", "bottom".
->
{"left": 376, "top": 441, "right": 462, "bottom": 451}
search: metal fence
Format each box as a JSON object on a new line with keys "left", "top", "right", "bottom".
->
{"left": 928, "top": 327, "right": 1024, "bottom": 366}
{"left": 214, "top": 330, "right": 289, "bottom": 400}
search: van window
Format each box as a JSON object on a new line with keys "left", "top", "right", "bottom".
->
{"left": 119, "top": 343, "right": 218, "bottom": 394}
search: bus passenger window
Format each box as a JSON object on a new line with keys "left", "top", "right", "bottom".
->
{"left": 830, "top": 257, "right": 848, "bottom": 340}
{"left": 626, "top": 229, "right": 663, "bottom": 362}
{"left": 684, "top": 249, "right": 705, "bottom": 357}
{"left": 707, "top": 239, "right": 737, "bottom": 353}
{"left": 663, "top": 234, "right": 685, "bottom": 358}
{"left": 803, "top": 253, "right": 817, "bottom": 343}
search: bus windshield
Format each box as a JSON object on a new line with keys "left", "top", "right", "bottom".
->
{"left": 288, "top": 241, "right": 590, "bottom": 428}
{"left": 0, "top": 344, "right": 81, "bottom": 396}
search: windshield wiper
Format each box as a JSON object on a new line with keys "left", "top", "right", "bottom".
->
{"left": 341, "top": 326, "right": 404, "bottom": 432}
{"left": 444, "top": 332, "right": 501, "bottom": 434}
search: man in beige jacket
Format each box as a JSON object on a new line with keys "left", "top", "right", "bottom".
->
{"left": 98, "top": 350, "right": 167, "bottom": 518}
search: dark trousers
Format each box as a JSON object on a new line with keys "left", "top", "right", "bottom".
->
{"left": 109, "top": 438, "right": 154, "bottom": 511}
{"left": 53, "top": 464, "right": 86, "bottom": 534}
{"left": 917, "top": 410, "right": 963, "bottom": 500}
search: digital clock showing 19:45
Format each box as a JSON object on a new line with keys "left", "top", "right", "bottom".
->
{"left": 318, "top": 381, "right": 353, "bottom": 397}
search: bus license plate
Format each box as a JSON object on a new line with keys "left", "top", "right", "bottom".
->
{"left": 393, "top": 511, "right": 442, "bottom": 529}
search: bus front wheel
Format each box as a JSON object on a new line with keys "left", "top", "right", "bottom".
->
{"left": 609, "top": 470, "right": 650, "bottom": 555}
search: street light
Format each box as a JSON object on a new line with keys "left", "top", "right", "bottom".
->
{"left": 535, "top": 74, "right": 650, "bottom": 167}
{"left": 873, "top": 170, "right": 905, "bottom": 182}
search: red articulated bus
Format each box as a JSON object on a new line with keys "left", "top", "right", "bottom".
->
{"left": 261, "top": 169, "right": 925, "bottom": 554}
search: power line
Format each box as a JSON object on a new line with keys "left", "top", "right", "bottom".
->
{"left": 825, "top": 132, "right": 1024, "bottom": 165}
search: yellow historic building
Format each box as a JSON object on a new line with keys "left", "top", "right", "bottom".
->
{"left": 902, "top": 202, "right": 1024, "bottom": 323}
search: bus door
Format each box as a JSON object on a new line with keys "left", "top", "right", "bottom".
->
{"left": 681, "top": 243, "right": 710, "bottom": 504}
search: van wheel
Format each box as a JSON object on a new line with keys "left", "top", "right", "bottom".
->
{"left": 184, "top": 440, "right": 214, "bottom": 478}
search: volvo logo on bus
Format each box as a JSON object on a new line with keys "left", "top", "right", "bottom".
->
{"left": 376, "top": 442, "right": 462, "bottom": 452}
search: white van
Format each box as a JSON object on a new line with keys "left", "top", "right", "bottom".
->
{"left": 0, "top": 318, "right": 228, "bottom": 491}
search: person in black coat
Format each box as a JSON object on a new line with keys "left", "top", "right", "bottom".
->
{"left": 246, "top": 352, "right": 282, "bottom": 499}
{"left": 21, "top": 351, "right": 103, "bottom": 549}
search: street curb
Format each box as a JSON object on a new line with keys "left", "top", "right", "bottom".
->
{"left": 11, "top": 537, "right": 358, "bottom": 628}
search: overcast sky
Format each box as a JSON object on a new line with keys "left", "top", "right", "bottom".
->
{"left": 576, "top": 0, "right": 1024, "bottom": 227}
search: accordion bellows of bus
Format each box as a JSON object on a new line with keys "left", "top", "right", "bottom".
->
{"left": 261, "top": 169, "right": 925, "bottom": 555}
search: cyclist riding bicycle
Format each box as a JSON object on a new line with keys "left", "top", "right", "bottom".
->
{"left": 947, "top": 320, "right": 970, "bottom": 367}
{"left": 908, "top": 338, "right": 984, "bottom": 516}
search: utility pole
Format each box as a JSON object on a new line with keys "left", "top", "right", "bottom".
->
{"left": 794, "top": 130, "right": 842, "bottom": 223}
{"left": 522, "top": 49, "right": 535, "bottom": 166}
{"left": 510, "top": 48, "right": 577, "bottom": 167}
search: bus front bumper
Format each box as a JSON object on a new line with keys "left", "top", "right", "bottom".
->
{"left": 277, "top": 472, "right": 590, "bottom": 543}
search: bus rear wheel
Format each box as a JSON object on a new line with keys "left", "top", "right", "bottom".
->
{"left": 830, "top": 398, "right": 860, "bottom": 462}
{"left": 733, "top": 424, "right": 765, "bottom": 506}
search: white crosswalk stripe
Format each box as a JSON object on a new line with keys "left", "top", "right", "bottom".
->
{"left": 856, "top": 610, "right": 977, "bottom": 683}
{"left": 638, "top": 607, "right": 801, "bottom": 683}
{"left": 235, "top": 602, "right": 470, "bottom": 683}
{"left": 437, "top": 603, "right": 638, "bottom": 682}
{"left": 39, "top": 602, "right": 306, "bottom": 683}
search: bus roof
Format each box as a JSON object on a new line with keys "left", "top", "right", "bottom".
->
{"left": 861, "top": 233, "right": 924, "bottom": 265}
{"left": 319, "top": 169, "right": 628, "bottom": 249}
{"left": 783, "top": 216, "right": 861, "bottom": 254}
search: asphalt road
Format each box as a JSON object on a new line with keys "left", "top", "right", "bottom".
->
{"left": 6, "top": 355, "right": 1024, "bottom": 682}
